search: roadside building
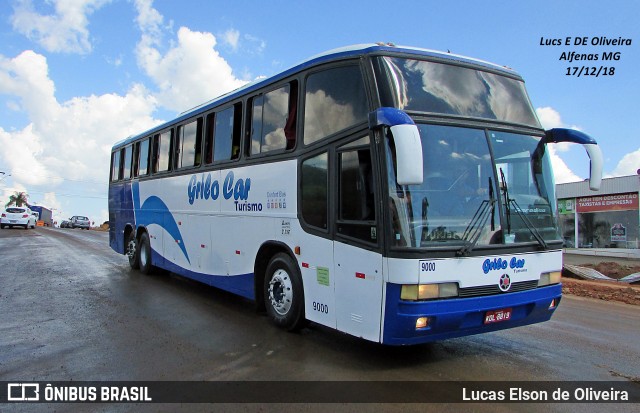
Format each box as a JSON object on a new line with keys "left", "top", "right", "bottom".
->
{"left": 556, "top": 174, "right": 639, "bottom": 250}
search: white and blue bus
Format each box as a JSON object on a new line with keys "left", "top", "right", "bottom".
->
{"left": 109, "top": 44, "right": 602, "bottom": 345}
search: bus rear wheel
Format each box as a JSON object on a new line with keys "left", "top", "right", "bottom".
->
{"left": 264, "top": 253, "right": 306, "bottom": 331}
{"left": 127, "top": 232, "right": 140, "bottom": 269}
{"left": 138, "top": 231, "right": 153, "bottom": 275}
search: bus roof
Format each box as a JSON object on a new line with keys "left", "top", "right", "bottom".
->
{"left": 112, "top": 43, "right": 521, "bottom": 149}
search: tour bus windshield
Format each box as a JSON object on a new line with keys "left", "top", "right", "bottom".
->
{"left": 386, "top": 124, "right": 561, "bottom": 250}
{"left": 374, "top": 56, "right": 540, "bottom": 128}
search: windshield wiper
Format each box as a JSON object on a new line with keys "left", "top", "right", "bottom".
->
{"left": 508, "top": 199, "right": 549, "bottom": 249}
{"left": 499, "top": 168, "right": 548, "bottom": 249}
{"left": 456, "top": 178, "right": 496, "bottom": 257}
{"left": 500, "top": 168, "right": 511, "bottom": 234}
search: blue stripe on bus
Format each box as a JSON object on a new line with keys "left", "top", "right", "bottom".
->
{"left": 382, "top": 283, "right": 562, "bottom": 345}
{"left": 151, "top": 248, "right": 255, "bottom": 300}
{"left": 132, "top": 182, "right": 190, "bottom": 264}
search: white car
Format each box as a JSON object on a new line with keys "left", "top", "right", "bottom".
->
{"left": 1, "top": 207, "right": 37, "bottom": 229}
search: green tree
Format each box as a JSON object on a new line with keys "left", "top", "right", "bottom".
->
{"left": 5, "top": 191, "right": 29, "bottom": 208}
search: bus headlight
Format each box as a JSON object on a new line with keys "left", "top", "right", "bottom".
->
{"left": 400, "top": 282, "right": 459, "bottom": 300}
{"left": 538, "top": 271, "right": 562, "bottom": 287}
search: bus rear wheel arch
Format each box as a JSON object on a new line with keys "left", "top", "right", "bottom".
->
{"left": 264, "top": 252, "right": 306, "bottom": 331}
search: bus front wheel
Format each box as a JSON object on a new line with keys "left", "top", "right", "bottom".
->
{"left": 264, "top": 253, "right": 306, "bottom": 331}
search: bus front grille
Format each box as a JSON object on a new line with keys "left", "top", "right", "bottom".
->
{"left": 458, "top": 280, "right": 540, "bottom": 298}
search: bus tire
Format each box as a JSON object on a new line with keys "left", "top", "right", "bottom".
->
{"left": 127, "top": 231, "right": 140, "bottom": 269}
{"left": 264, "top": 253, "right": 306, "bottom": 331}
{"left": 138, "top": 231, "right": 153, "bottom": 275}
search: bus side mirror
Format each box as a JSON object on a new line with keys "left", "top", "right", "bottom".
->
{"left": 544, "top": 128, "right": 603, "bottom": 191}
{"left": 369, "top": 108, "right": 423, "bottom": 185}
{"left": 391, "top": 124, "right": 423, "bottom": 185}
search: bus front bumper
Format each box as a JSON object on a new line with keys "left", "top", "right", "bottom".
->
{"left": 382, "top": 283, "right": 562, "bottom": 345}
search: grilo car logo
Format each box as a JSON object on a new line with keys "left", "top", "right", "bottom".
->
{"left": 482, "top": 257, "right": 526, "bottom": 274}
{"left": 187, "top": 171, "right": 251, "bottom": 204}
{"left": 498, "top": 274, "right": 512, "bottom": 292}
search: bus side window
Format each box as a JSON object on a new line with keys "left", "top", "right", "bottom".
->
{"left": 301, "top": 151, "right": 328, "bottom": 230}
{"left": 176, "top": 117, "right": 203, "bottom": 169}
{"left": 122, "top": 145, "right": 133, "bottom": 180}
{"left": 110, "top": 150, "right": 121, "bottom": 182}
{"left": 213, "top": 106, "right": 234, "bottom": 162}
{"left": 249, "top": 84, "right": 292, "bottom": 155}
{"left": 209, "top": 103, "right": 242, "bottom": 162}
{"left": 154, "top": 129, "right": 173, "bottom": 173}
{"left": 337, "top": 136, "right": 377, "bottom": 243}
{"left": 138, "top": 137, "right": 150, "bottom": 176}
{"left": 303, "top": 65, "right": 367, "bottom": 146}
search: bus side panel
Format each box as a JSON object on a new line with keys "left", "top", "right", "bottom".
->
{"left": 298, "top": 235, "right": 336, "bottom": 329}
{"left": 131, "top": 162, "right": 299, "bottom": 302}
{"left": 334, "top": 242, "right": 383, "bottom": 342}
{"left": 109, "top": 181, "right": 135, "bottom": 254}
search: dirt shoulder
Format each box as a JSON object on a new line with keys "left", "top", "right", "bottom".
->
{"left": 562, "top": 278, "right": 640, "bottom": 306}
{"left": 559, "top": 258, "right": 640, "bottom": 306}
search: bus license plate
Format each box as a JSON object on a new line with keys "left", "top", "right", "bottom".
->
{"left": 484, "top": 308, "right": 512, "bottom": 324}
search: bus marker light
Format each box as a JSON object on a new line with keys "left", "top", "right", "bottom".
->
{"left": 302, "top": 262, "right": 309, "bottom": 268}
{"left": 549, "top": 299, "right": 557, "bottom": 310}
{"left": 416, "top": 317, "right": 429, "bottom": 329}
{"left": 200, "top": 244, "right": 206, "bottom": 248}
{"left": 294, "top": 246, "right": 301, "bottom": 255}
{"left": 235, "top": 250, "right": 241, "bottom": 255}
{"left": 356, "top": 272, "right": 365, "bottom": 279}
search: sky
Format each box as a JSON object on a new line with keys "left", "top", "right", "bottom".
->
{"left": 0, "top": 0, "right": 638, "bottom": 226}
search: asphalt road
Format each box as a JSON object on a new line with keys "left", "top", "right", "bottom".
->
{"left": 1, "top": 227, "right": 638, "bottom": 412}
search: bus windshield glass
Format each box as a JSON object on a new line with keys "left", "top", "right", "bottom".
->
{"left": 386, "top": 124, "right": 561, "bottom": 249}
{"left": 374, "top": 56, "right": 540, "bottom": 127}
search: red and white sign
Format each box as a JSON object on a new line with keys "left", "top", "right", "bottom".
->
{"left": 576, "top": 192, "right": 638, "bottom": 213}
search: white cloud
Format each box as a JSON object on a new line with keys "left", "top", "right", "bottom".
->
{"left": 536, "top": 106, "right": 563, "bottom": 130}
{"left": 0, "top": 50, "right": 162, "bottom": 203}
{"left": 244, "top": 34, "right": 266, "bottom": 55}
{"left": 222, "top": 29, "right": 240, "bottom": 51}
{"left": 607, "top": 148, "right": 640, "bottom": 177}
{"left": 133, "top": 0, "right": 261, "bottom": 113}
{"left": 136, "top": 21, "right": 247, "bottom": 112}
{"left": 11, "top": 0, "right": 110, "bottom": 54}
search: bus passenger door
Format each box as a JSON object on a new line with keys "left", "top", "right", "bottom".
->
{"left": 333, "top": 137, "right": 384, "bottom": 342}
{"left": 334, "top": 242, "right": 383, "bottom": 342}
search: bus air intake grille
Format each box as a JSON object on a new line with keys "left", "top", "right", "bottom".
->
{"left": 458, "top": 280, "right": 539, "bottom": 298}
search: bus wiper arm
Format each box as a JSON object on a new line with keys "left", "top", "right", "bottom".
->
{"left": 456, "top": 178, "right": 496, "bottom": 257}
{"left": 498, "top": 168, "right": 548, "bottom": 249}
{"left": 509, "top": 199, "right": 549, "bottom": 250}
{"left": 499, "top": 168, "right": 511, "bottom": 235}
